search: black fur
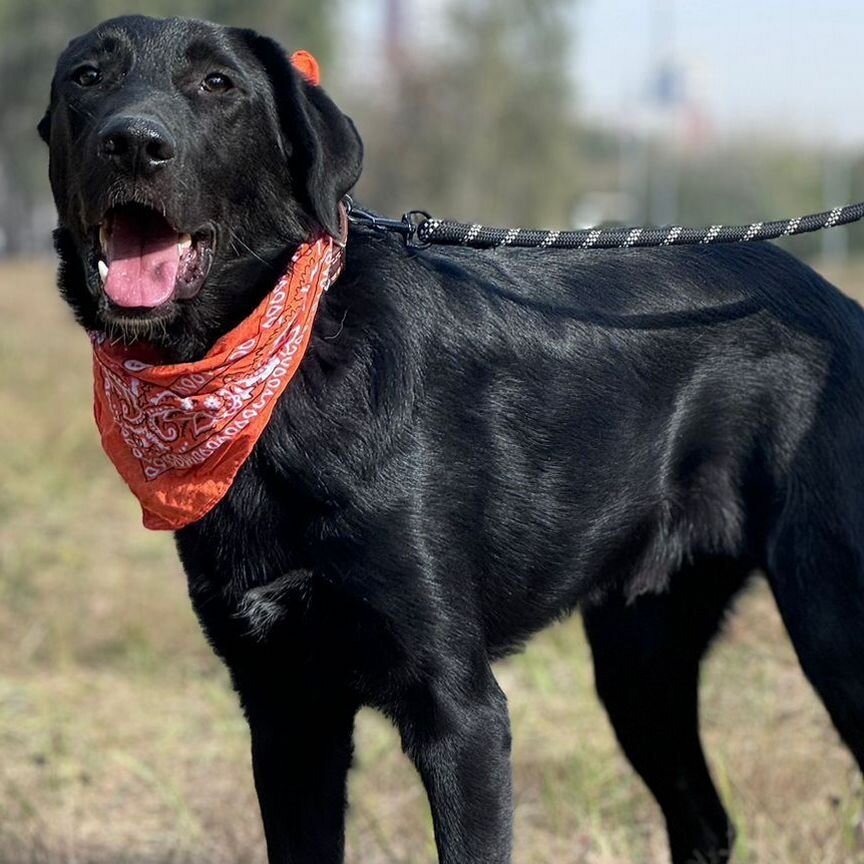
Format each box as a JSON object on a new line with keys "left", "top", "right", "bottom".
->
{"left": 42, "top": 16, "right": 864, "bottom": 864}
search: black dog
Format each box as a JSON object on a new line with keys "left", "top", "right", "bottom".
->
{"left": 40, "top": 15, "right": 864, "bottom": 864}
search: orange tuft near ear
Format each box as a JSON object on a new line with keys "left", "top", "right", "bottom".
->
{"left": 290, "top": 50, "right": 320, "bottom": 86}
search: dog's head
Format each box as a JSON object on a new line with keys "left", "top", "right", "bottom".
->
{"left": 39, "top": 15, "right": 362, "bottom": 360}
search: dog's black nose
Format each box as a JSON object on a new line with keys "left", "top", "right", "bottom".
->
{"left": 98, "top": 116, "right": 176, "bottom": 172}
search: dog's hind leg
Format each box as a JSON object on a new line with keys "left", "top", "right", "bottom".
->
{"left": 766, "top": 491, "right": 864, "bottom": 773}
{"left": 583, "top": 559, "right": 750, "bottom": 864}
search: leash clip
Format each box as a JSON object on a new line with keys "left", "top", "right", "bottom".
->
{"left": 401, "top": 209, "right": 431, "bottom": 249}
{"left": 344, "top": 195, "right": 430, "bottom": 249}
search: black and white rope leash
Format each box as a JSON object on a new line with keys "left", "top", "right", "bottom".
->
{"left": 344, "top": 197, "right": 864, "bottom": 251}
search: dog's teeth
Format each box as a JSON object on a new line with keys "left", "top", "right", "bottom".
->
{"left": 178, "top": 234, "right": 192, "bottom": 254}
{"left": 99, "top": 224, "right": 109, "bottom": 253}
{"left": 98, "top": 260, "right": 108, "bottom": 283}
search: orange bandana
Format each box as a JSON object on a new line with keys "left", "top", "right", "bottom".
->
{"left": 92, "top": 232, "right": 345, "bottom": 531}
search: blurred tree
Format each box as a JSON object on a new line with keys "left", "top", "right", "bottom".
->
{"left": 0, "top": 0, "right": 336, "bottom": 255}
{"left": 353, "top": 0, "right": 585, "bottom": 228}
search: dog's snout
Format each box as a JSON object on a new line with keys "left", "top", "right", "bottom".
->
{"left": 98, "top": 116, "right": 176, "bottom": 173}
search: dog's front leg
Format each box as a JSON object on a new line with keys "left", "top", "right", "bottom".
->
{"left": 394, "top": 662, "right": 513, "bottom": 864}
{"left": 240, "top": 683, "right": 357, "bottom": 864}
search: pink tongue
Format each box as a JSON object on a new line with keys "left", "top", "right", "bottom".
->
{"left": 104, "top": 210, "right": 180, "bottom": 308}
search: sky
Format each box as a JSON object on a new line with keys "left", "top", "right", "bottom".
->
{"left": 341, "top": 0, "right": 864, "bottom": 150}
{"left": 576, "top": 0, "right": 864, "bottom": 148}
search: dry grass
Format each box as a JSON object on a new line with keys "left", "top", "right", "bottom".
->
{"left": 1, "top": 259, "right": 862, "bottom": 864}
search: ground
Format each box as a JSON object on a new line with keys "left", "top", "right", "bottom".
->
{"left": 0, "top": 259, "right": 862, "bottom": 864}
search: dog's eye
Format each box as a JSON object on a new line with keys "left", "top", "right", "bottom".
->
{"left": 201, "top": 72, "right": 233, "bottom": 93}
{"left": 72, "top": 65, "right": 102, "bottom": 87}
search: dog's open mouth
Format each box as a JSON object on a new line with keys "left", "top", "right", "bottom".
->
{"left": 96, "top": 203, "right": 214, "bottom": 310}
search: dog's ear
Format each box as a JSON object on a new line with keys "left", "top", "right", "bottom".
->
{"left": 240, "top": 32, "right": 363, "bottom": 238}
{"left": 37, "top": 110, "right": 51, "bottom": 145}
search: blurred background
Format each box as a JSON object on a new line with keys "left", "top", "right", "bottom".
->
{"left": 1, "top": 1, "right": 863, "bottom": 862}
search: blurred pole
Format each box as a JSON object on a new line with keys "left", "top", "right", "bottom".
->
{"left": 648, "top": 0, "right": 679, "bottom": 226}
{"left": 650, "top": 150, "right": 679, "bottom": 227}
{"left": 822, "top": 153, "right": 850, "bottom": 264}
{"left": 385, "top": 0, "right": 405, "bottom": 74}
{"left": 620, "top": 129, "right": 648, "bottom": 223}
